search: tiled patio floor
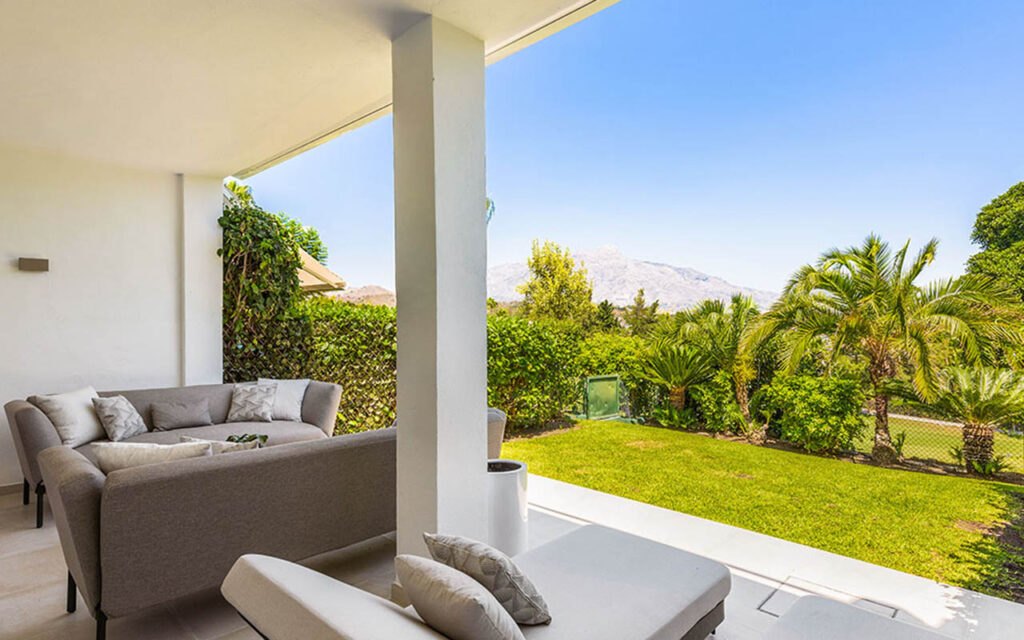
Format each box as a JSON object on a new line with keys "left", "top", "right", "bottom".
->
{"left": 529, "top": 475, "right": 1024, "bottom": 640}
{"left": 2, "top": 476, "right": 1022, "bottom": 639}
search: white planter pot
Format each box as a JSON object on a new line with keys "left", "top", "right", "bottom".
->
{"left": 487, "top": 459, "right": 528, "bottom": 556}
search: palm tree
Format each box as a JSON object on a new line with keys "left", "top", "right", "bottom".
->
{"left": 896, "top": 368, "right": 1024, "bottom": 471}
{"left": 665, "top": 295, "right": 762, "bottom": 424}
{"left": 760, "top": 235, "right": 1019, "bottom": 465}
{"left": 640, "top": 343, "right": 714, "bottom": 410}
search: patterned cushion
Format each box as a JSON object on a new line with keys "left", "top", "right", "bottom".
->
{"left": 151, "top": 398, "right": 213, "bottom": 430}
{"left": 395, "top": 555, "right": 525, "bottom": 640}
{"left": 29, "top": 386, "right": 105, "bottom": 447}
{"left": 227, "top": 383, "right": 276, "bottom": 423}
{"left": 92, "top": 395, "right": 147, "bottom": 441}
{"left": 179, "top": 435, "right": 260, "bottom": 454}
{"left": 424, "top": 532, "right": 551, "bottom": 625}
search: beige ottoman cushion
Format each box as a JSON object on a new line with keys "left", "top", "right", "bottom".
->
{"left": 514, "top": 525, "right": 731, "bottom": 640}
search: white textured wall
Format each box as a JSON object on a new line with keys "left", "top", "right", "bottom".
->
{"left": 0, "top": 142, "right": 223, "bottom": 486}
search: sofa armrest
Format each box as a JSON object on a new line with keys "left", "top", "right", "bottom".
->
{"left": 38, "top": 446, "right": 106, "bottom": 614}
{"left": 301, "top": 380, "right": 342, "bottom": 436}
{"left": 5, "top": 400, "right": 62, "bottom": 485}
{"left": 99, "top": 428, "right": 396, "bottom": 618}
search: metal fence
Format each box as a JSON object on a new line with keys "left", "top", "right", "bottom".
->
{"left": 856, "top": 413, "right": 1024, "bottom": 474}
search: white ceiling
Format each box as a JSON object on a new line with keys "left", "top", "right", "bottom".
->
{"left": 0, "top": 0, "right": 618, "bottom": 177}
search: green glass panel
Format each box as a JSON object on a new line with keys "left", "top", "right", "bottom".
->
{"left": 586, "top": 375, "right": 620, "bottom": 419}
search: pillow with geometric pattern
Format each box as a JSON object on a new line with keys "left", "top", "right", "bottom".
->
{"left": 226, "top": 383, "right": 277, "bottom": 423}
{"left": 423, "top": 532, "right": 551, "bottom": 625}
{"left": 92, "top": 395, "right": 147, "bottom": 441}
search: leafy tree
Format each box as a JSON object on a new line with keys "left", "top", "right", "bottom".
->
{"left": 760, "top": 234, "right": 1019, "bottom": 465}
{"left": 517, "top": 240, "right": 595, "bottom": 324}
{"left": 219, "top": 182, "right": 311, "bottom": 382}
{"left": 666, "top": 295, "right": 763, "bottom": 425}
{"left": 277, "top": 213, "right": 328, "bottom": 264}
{"left": 639, "top": 343, "right": 713, "bottom": 410}
{"left": 623, "top": 288, "right": 660, "bottom": 336}
{"left": 594, "top": 299, "right": 621, "bottom": 332}
{"left": 968, "top": 182, "right": 1024, "bottom": 301}
{"left": 893, "top": 367, "right": 1024, "bottom": 472}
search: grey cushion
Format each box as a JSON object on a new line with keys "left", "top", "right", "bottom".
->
{"left": 92, "top": 395, "right": 147, "bottom": 441}
{"left": 763, "top": 596, "right": 947, "bottom": 640}
{"left": 75, "top": 421, "right": 327, "bottom": 465}
{"left": 227, "top": 383, "right": 276, "bottom": 423}
{"left": 28, "top": 386, "right": 105, "bottom": 447}
{"left": 396, "top": 554, "right": 525, "bottom": 640}
{"left": 91, "top": 441, "right": 213, "bottom": 474}
{"left": 223, "top": 554, "right": 443, "bottom": 640}
{"left": 258, "top": 378, "right": 310, "bottom": 421}
{"left": 151, "top": 398, "right": 213, "bottom": 431}
{"left": 424, "top": 532, "right": 550, "bottom": 625}
{"left": 515, "top": 525, "right": 731, "bottom": 640}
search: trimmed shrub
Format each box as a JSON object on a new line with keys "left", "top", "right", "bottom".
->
{"left": 757, "top": 375, "right": 866, "bottom": 452}
{"left": 487, "top": 315, "right": 581, "bottom": 429}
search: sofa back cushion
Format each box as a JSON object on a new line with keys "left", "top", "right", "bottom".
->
{"left": 102, "top": 384, "right": 235, "bottom": 429}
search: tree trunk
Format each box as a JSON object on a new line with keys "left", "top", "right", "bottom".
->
{"left": 871, "top": 393, "right": 899, "bottom": 465}
{"left": 735, "top": 381, "right": 751, "bottom": 423}
{"left": 962, "top": 423, "right": 995, "bottom": 472}
{"left": 668, "top": 387, "right": 686, "bottom": 411}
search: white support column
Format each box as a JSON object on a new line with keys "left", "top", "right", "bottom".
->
{"left": 177, "top": 174, "right": 224, "bottom": 386}
{"left": 392, "top": 16, "right": 489, "bottom": 556}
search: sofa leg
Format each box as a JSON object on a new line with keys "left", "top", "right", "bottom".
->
{"left": 23, "top": 478, "right": 30, "bottom": 506}
{"left": 96, "top": 611, "right": 107, "bottom": 640}
{"left": 35, "top": 484, "right": 45, "bottom": 528}
{"left": 67, "top": 572, "right": 77, "bottom": 613}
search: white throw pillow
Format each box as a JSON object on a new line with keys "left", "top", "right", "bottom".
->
{"left": 92, "top": 395, "right": 148, "bottom": 442}
{"left": 227, "top": 383, "right": 277, "bottom": 423}
{"left": 257, "top": 378, "right": 310, "bottom": 421}
{"left": 395, "top": 555, "right": 525, "bottom": 640}
{"left": 28, "top": 386, "right": 105, "bottom": 448}
{"left": 179, "top": 435, "right": 260, "bottom": 454}
{"left": 92, "top": 441, "right": 213, "bottom": 474}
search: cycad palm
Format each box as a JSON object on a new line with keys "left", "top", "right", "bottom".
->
{"left": 667, "top": 295, "right": 761, "bottom": 423}
{"left": 928, "top": 368, "right": 1024, "bottom": 470}
{"left": 640, "top": 343, "right": 714, "bottom": 410}
{"left": 761, "top": 234, "right": 1018, "bottom": 464}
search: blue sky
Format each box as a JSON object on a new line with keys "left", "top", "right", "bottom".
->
{"left": 242, "top": 0, "right": 1024, "bottom": 293}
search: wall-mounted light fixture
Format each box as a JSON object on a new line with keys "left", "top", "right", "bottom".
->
{"left": 18, "top": 258, "right": 49, "bottom": 272}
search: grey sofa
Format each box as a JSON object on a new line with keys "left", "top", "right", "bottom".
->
{"left": 38, "top": 427, "right": 396, "bottom": 640}
{"left": 223, "top": 524, "right": 731, "bottom": 640}
{"left": 5, "top": 380, "right": 342, "bottom": 527}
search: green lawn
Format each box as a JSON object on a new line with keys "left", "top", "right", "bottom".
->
{"left": 504, "top": 420, "right": 1024, "bottom": 600}
{"left": 854, "top": 415, "right": 1024, "bottom": 473}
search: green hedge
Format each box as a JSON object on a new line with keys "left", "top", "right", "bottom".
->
{"left": 487, "top": 315, "right": 581, "bottom": 429}
{"left": 756, "top": 375, "right": 866, "bottom": 452}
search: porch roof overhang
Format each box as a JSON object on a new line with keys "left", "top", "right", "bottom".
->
{"left": 0, "top": 0, "right": 619, "bottom": 179}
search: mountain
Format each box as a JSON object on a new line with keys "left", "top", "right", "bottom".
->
{"left": 329, "top": 285, "right": 396, "bottom": 307}
{"left": 487, "top": 246, "right": 777, "bottom": 312}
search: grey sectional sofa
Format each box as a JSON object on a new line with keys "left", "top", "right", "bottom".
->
{"left": 5, "top": 381, "right": 341, "bottom": 527}
{"left": 39, "top": 427, "right": 396, "bottom": 640}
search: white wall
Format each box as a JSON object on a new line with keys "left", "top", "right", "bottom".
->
{"left": 0, "top": 142, "right": 223, "bottom": 487}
